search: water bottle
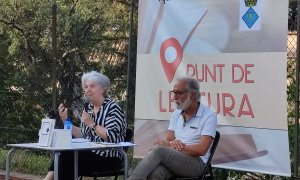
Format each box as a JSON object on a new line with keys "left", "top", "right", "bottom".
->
{"left": 64, "top": 118, "right": 73, "bottom": 131}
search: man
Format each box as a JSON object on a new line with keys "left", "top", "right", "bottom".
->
{"left": 128, "top": 76, "right": 217, "bottom": 180}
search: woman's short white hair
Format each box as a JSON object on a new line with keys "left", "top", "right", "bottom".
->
{"left": 81, "top": 71, "right": 110, "bottom": 97}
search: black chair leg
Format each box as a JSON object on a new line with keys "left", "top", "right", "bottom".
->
{"left": 209, "top": 167, "right": 213, "bottom": 180}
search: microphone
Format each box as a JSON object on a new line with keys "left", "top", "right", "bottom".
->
{"left": 84, "top": 96, "right": 90, "bottom": 112}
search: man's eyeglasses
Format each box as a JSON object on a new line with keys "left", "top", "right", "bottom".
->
{"left": 171, "top": 90, "right": 189, "bottom": 96}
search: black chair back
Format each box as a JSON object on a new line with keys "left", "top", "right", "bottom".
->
{"left": 200, "top": 131, "right": 220, "bottom": 180}
{"left": 123, "top": 128, "right": 133, "bottom": 152}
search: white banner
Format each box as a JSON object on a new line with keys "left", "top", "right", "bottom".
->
{"left": 135, "top": 0, "right": 291, "bottom": 176}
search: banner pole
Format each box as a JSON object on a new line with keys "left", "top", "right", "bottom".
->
{"left": 295, "top": 0, "right": 300, "bottom": 177}
{"left": 125, "top": 0, "right": 134, "bottom": 121}
{"left": 51, "top": 0, "right": 57, "bottom": 111}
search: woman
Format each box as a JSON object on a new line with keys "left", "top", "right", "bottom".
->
{"left": 44, "top": 71, "right": 127, "bottom": 180}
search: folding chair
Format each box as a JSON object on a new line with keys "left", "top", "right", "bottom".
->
{"left": 174, "top": 131, "right": 220, "bottom": 180}
{"left": 79, "top": 128, "right": 134, "bottom": 180}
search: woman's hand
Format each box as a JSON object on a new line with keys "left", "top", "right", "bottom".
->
{"left": 82, "top": 111, "right": 94, "bottom": 128}
{"left": 58, "top": 103, "right": 68, "bottom": 123}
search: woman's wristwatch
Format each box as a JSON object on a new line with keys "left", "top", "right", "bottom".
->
{"left": 91, "top": 123, "right": 97, "bottom": 131}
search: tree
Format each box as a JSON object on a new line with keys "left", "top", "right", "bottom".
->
{"left": 0, "top": 0, "right": 137, "bottom": 135}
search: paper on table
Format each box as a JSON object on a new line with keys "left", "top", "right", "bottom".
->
{"left": 94, "top": 142, "right": 120, "bottom": 147}
{"left": 94, "top": 142, "right": 137, "bottom": 147}
{"left": 72, "top": 138, "right": 90, "bottom": 143}
{"left": 118, "top": 142, "right": 137, "bottom": 147}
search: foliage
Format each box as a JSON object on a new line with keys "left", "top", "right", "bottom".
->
{"left": 0, "top": 149, "right": 51, "bottom": 176}
{"left": 0, "top": 149, "right": 6, "bottom": 169}
{"left": 0, "top": 0, "right": 137, "bottom": 131}
{"left": 289, "top": 0, "right": 297, "bottom": 31}
{"left": 289, "top": 123, "right": 296, "bottom": 177}
{"left": 13, "top": 150, "right": 51, "bottom": 176}
{"left": 287, "top": 58, "right": 296, "bottom": 118}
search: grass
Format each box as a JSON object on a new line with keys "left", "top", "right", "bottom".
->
{"left": 0, "top": 149, "right": 51, "bottom": 176}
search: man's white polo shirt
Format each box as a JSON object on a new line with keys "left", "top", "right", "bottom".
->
{"left": 168, "top": 103, "right": 217, "bottom": 163}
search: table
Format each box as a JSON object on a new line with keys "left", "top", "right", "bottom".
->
{"left": 6, "top": 142, "right": 133, "bottom": 180}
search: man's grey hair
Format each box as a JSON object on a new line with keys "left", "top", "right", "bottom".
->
{"left": 81, "top": 71, "right": 110, "bottom": 97}
{"left": 177, "top": 76, "right": 201, "bottom": 101}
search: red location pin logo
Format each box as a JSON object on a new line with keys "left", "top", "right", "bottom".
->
{"left": 160, "top": 38, "right": 183, "bottom": 83}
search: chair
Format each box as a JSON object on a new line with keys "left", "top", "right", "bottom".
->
{"left": 174, "top": 131, "right": 220, "bottom": 180}
{"left": 79, "top": 128, "right": 134, "bottom": 180}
